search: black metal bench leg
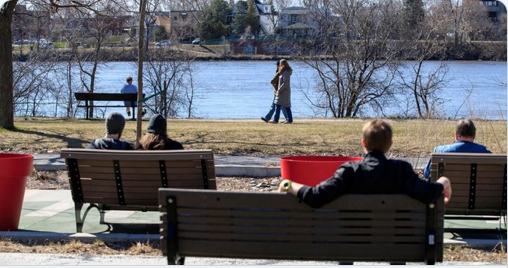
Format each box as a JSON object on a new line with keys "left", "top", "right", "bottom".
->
{"left": 75, "top": 203, "right": 102, "bottom": 233}
{"left": 75, "top": 202, "right": 84, "bottom": 233}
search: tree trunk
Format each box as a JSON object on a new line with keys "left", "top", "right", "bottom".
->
{"left": 0, "top": 1, "right": 18, "bottom": 129}
{"left": 136, "top": 0, "right": 148, "bottom": 148}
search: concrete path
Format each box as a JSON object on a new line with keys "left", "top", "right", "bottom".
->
{"left": 33, "top": 153, "right": 430, "bottom": 177}
{"left": 0, "top": 252, "right": 505, "bottom": 265}
{"left": 2, "top": 190, "right": 505, "bottom": 246}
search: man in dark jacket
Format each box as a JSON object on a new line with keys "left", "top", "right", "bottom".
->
{"left": 279, "top": 119, "right": 452, "bottom": 208}
{"left": 86, "top": 112, "right": 134, "bottom": 150}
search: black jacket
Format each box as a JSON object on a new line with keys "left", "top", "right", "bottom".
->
{"left": 164, "top": 138, "right": 184, "bottom": 150}
{"left": 297, "top": 151, "right": 444, "bottom": 208}
{"left": 86, "top": 138, "right": 134, "bottom": 150}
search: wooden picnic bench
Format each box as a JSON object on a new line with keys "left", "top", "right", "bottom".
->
{"left": 429, "top": 153, "right": 507, "bottom": 218}
{"left": 74, "top": 92, "right": 145, "bottom": 120}
{"left": 159, "top": 189, "right": 444, "bottom": 265}
{"left": 61, "top": 149, "right": 215, "bottom": 233}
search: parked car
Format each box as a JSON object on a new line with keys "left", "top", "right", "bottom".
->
{"left": 192, "top": 38, "right": 202, "bottom": 45}
{"left": 156, "top": 40, "right": 172, "bottom": 47}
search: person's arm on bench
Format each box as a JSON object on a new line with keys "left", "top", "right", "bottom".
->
{"left": 278, "top": 164, "right": 452, "bottom": 209}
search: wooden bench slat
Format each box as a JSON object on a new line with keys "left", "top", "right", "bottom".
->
{"left": 174, "top": 223, "right": 427, "bottom": 235}
{"left": 177, "top": 231, "right": 428, "bottom": 243}
{"left": 169, "top": 215, "right": 428, "bottom": 227}
{"left": 432, "top": 153, "right": 507, "bottom": 164}
{"left": 62, "top": 149, "right": 214, "bottom": 161}
{"left": 158, "top": 190, "right": 428, "bottom": 211}
{"left": 176, "top": 241, "right": 432, "bottom": 261}
{"left": 173, "top": 208, "right": 427, "bottom": 220}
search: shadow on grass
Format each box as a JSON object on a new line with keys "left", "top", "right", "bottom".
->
{"left": 12, "top": 129, "right": 89, "bottom": 149}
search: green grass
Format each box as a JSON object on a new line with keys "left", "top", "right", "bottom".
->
{"left": 1, "top": 117, "right": 506, "bottom": 156}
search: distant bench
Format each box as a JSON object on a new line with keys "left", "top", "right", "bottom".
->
{"left": 74, "top": 92, "right": 145, "bottom": 120}
{"left": 430, "top": 153, "right": 507, "bottom": 218}
{"left": 159, "top": 189, "right": 444, "bottom": 265}
{"left": 61, "top": 149, "right": 215, "bottom": 233}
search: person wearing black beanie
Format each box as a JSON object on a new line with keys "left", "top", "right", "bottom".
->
{"left": 138, "top": 114, "right": 184, "bottom": 150}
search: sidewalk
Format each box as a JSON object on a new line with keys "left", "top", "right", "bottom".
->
{"left": 1, "top": 190, "right": 506, "bottom": 246}
{"left": 1, "top": 252, "right": 505, "bottom": 265}
{"left": 33, "top": 153, "right": 430, "bottom": 177}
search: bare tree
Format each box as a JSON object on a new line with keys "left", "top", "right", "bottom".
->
{"left": 299, "top": 0, "right": 404, "bottom": 118}
{"left": 143, "top": 46, "right": 198, "bottom": 118}
{"left": 397, "top": 9, "right": 449, "bottom": 119}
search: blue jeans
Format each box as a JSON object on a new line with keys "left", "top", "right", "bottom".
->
{"left": 263, "top": 97, "right": 287, "bottom": 120}
{"left": 274, "top": 105, "right": 293, "bottom": 123}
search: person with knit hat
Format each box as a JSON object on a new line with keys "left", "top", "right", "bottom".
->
{"left": 86, "top": 112, "right": 134, "bottom": 150}
{"left": 138, "top": 114, "right": 184, "bottom": 150}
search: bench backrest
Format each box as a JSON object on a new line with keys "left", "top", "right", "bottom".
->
{"left": 159, "top": 189, "right": 444, "bottom": 264}
{"left": 61, "top": 149, "right": 215, "bottom": 209}
{"left": 75, "top": 93, "right": 144, "bottom": 101}
{"left": 430, "top": 153, "right": 507, "bottom": 215}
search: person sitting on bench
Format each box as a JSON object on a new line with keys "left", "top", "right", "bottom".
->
{"left": 138, "top": 114, "right": 184, "bottom": 150}
{"left": 279, "top": 119, "right": 452, "bottom": 208}
{"left": 423, "top": 119, "right": 491, "bottom": 180}
{"left": 120, "top": 76, "right": 138, "bottom": 117}
{"left": 86, "top": 112, "right": 134, "bottom": 150}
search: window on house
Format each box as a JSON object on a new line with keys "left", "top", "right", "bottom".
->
{"left": 173, "top": 16, "right": 177, "bottom": 21}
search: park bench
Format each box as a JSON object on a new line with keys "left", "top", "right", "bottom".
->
{"left": 61, "top": 149, "right": 215, "bottom": 233}
{"left": 159, "top": 189, "right": 444, "bottom": 265}
{"left": 74, "top": 92, "right": 145, "bottom": 120}
{"left": 429, "top": 153, "right": 507, "bottom": 218}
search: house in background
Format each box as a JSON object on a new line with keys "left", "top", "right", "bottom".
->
{"left": 255, "top": 0, "right": 278, "bottom": 36}
{"left": 168, "top": 10, "right": 201, "bottom": 41}
{"left": 477, "top": 0, "right": 507, "bottom": 22}
{"left": 277, "top": 6, "right": 318, "bottom": 37}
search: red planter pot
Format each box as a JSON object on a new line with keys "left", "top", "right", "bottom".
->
{"left": 281, "top": 155, "right": 363, "bottom": 187}
{"left": 0, "top": 153, "right": 33, "bottom": 231}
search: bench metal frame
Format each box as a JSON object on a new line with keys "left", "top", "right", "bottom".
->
{"left": 74, "top": 93, "right": 145, "bottom": 120}
{"left": 159, "top": 189, "right": 444, "bottom": 265}
{"left": 61, "top": 149, "right": 216, "bottom": 233}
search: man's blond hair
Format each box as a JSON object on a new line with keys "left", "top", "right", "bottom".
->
{"left": 362, "top": 119, "right": 393, "bottom": 153}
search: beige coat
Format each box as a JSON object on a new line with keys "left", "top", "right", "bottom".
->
{"left": 274, "top": 70, "right": 291, "bottom": 107}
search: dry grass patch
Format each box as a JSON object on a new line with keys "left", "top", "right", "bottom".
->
{"left": 0, "top": 239, "right": 160, "bottom": 256}
{"left": 2, "top": 117, "right": 506, "bottom": 156}
{"left": 444, "top": 244, "right": 507, "bottom": 263}
{"left": 1, "top": 239, "right": 506, "bottom": 263}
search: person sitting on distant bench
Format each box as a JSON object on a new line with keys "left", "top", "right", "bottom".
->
{"left": 278, "top": 119, "right": 452, "bottom": 208}
{"left": 138, "top": 114, "right": 184, "bottom": 150}
{"left": 86, "top": 112, "right": 134, "bottom": 150}
{"left": 423, "top": 119, "right": 491, "bottom": 180}
{"left": 120, "top": 76, "right": 138, "bottom": 117}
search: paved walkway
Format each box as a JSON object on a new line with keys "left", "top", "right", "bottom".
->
{"left": 2, "top": 190, "right": 505, "bottom": 245}
{"left": 1, "top": 252, "right": 505, "bottom": 265}
{"left": 33, "top": 154, "right": 430, "bottom": 177}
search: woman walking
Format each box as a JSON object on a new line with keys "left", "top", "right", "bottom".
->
{"left": 272, "top": 59, "right": 293, "bottom": 124}
{"left": 261, "top": 60, "right": 288, "bottom": 123}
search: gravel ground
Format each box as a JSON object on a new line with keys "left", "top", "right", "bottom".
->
{"left": 27, "top": 170, "right": 282, "bottom": 192}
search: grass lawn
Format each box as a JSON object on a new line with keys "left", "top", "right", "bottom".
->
{"left": 1, "top": 117, "right": 506, "bottom": 156}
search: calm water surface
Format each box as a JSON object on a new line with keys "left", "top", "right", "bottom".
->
{"left": 28, "top": 60, "right": 508, "bottom": 119}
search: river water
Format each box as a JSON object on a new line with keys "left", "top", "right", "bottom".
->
{"left": 21, "top": 60, "right": 508, "bottom": 120}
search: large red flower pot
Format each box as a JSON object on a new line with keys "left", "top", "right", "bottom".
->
{"left": 0, "top": 153, "right": 33, "bottom": 231}
{"left": 281, "top": 155, "right": 363, "bottom": 187}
